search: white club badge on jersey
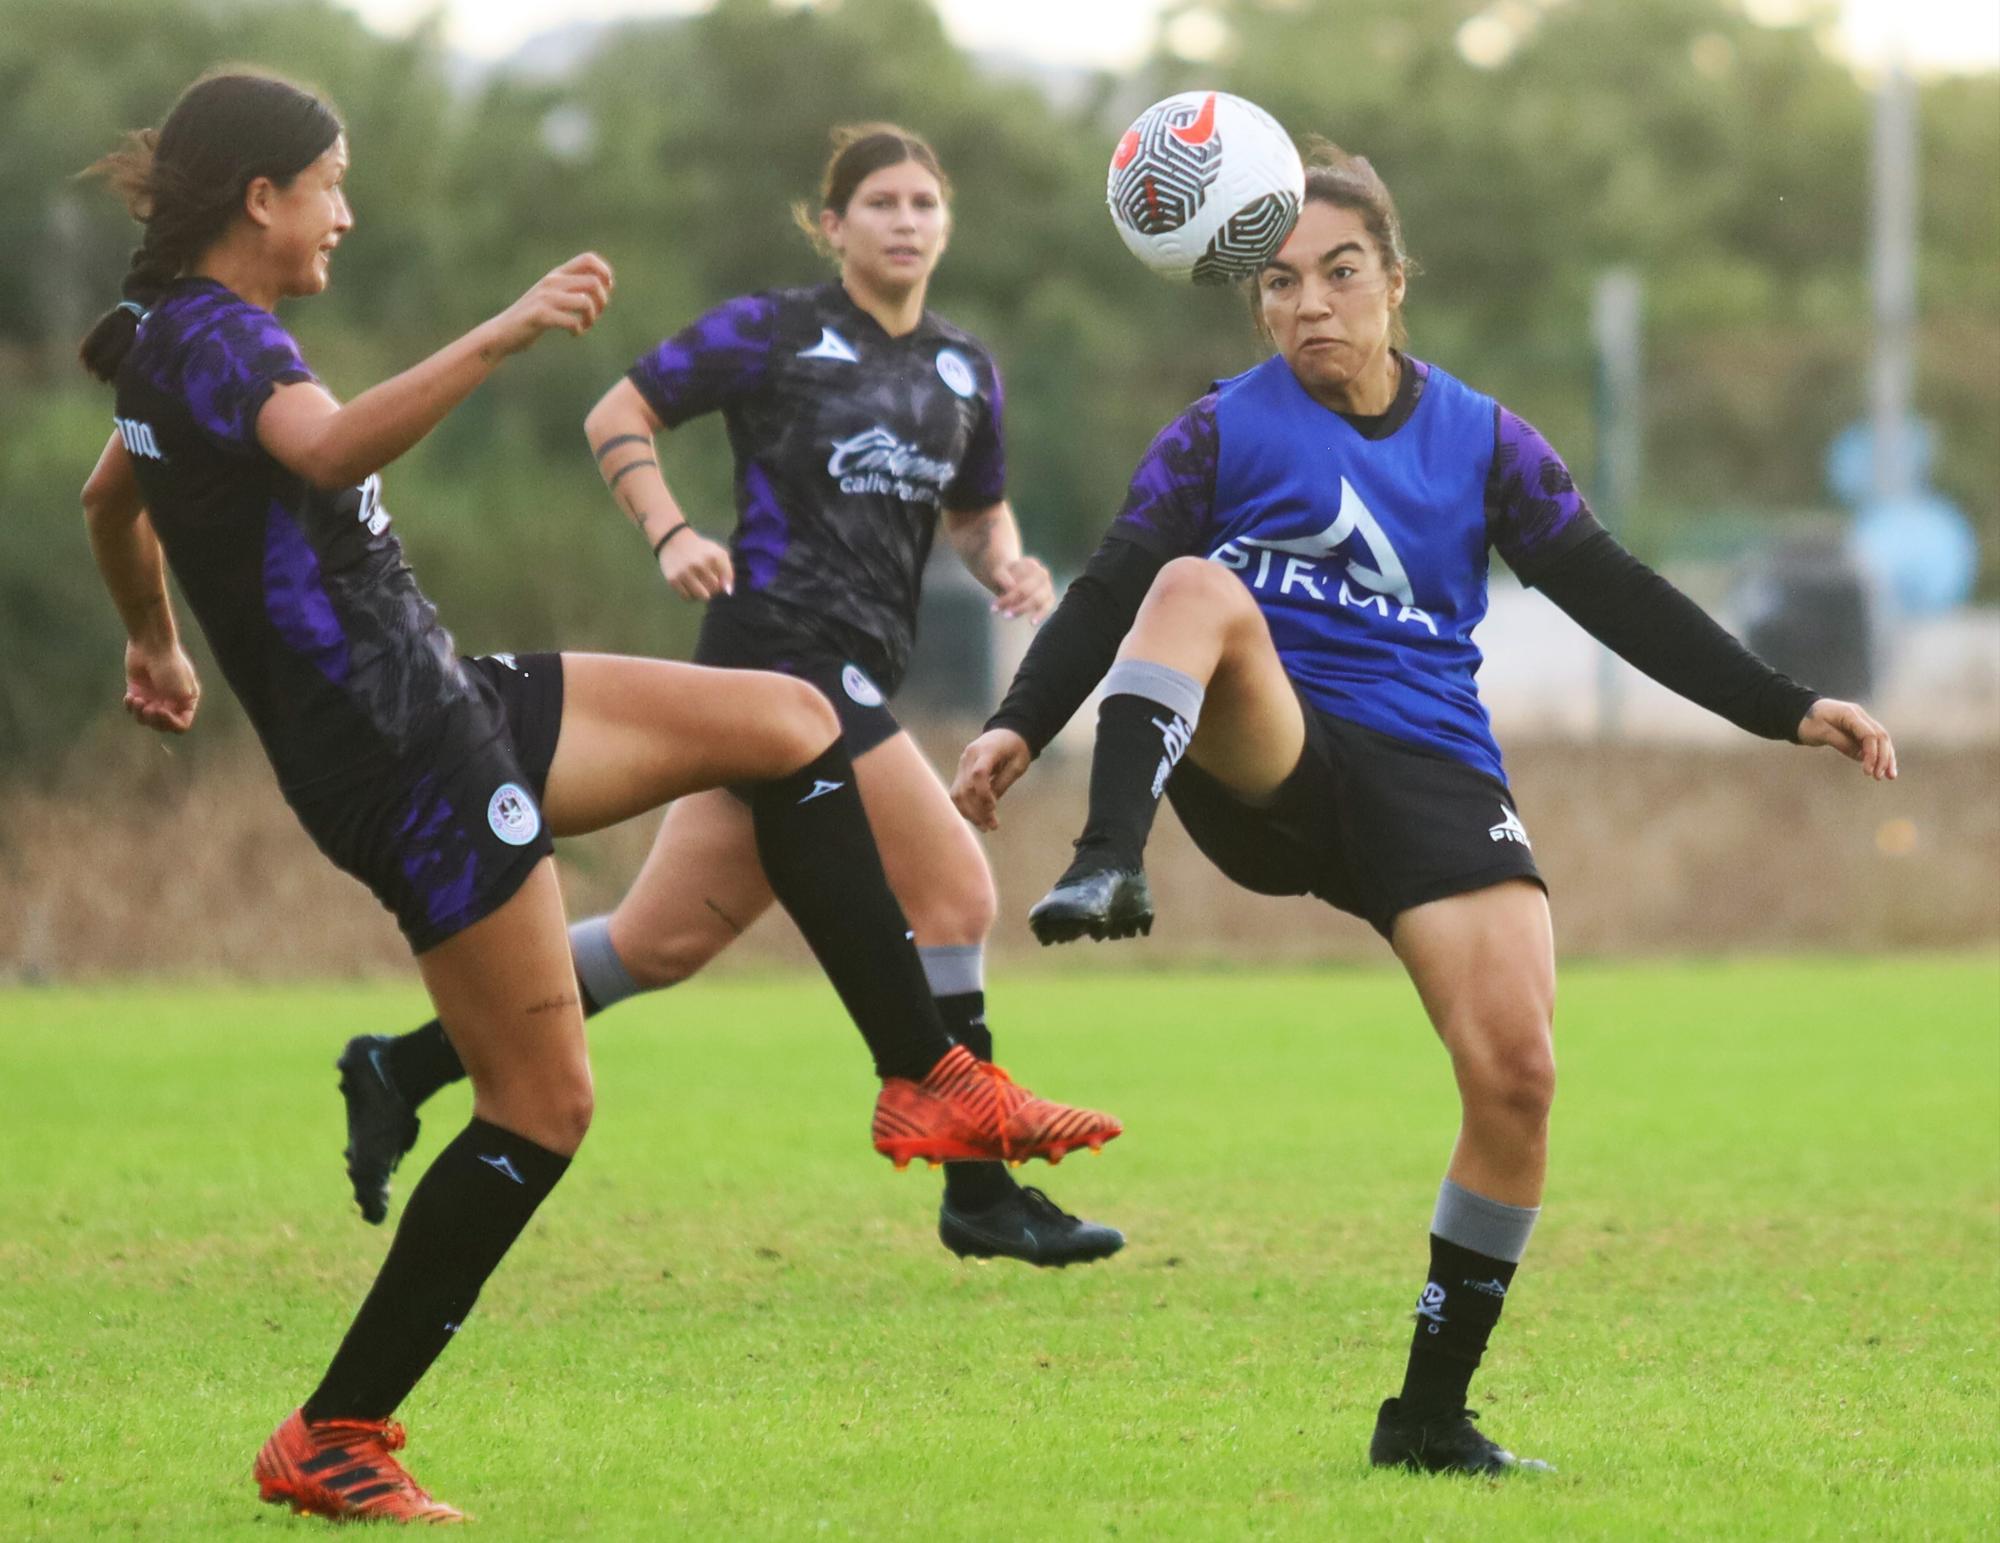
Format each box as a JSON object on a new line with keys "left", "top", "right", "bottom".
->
{"left": 935, "top": 348, "right": 976, "bottom": 398}
{"left": 487, "top": 782, "right": 542, "bottom": 846}
{"left": 841, "top": 663, "right": 885, "bottom": 708}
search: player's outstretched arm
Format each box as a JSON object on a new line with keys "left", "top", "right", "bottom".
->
{"left": 582, "top": 377, "right": 733, "bottom": 602}
{"left": 259, "top": 253, "right": 613, "bottom": 490}
{"left": 81, "top": 432, "right": 199, "bottom": 734}
{"left": 1529, "top": 529, "right": 1897, "bottom": 781}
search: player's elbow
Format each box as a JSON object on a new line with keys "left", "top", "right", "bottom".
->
{"left": 293, "top": 443, "right": 370, "bottom": 492}
{"left": 81, "top": 475, "right": 134, "bottom": 532}
{"left": 583, "top": 379, "right": 657, "bottom": 451}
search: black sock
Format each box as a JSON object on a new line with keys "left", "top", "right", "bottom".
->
{"left": 749, "top": 740, "right": 953, "bottom": 1083}
{"left": 381, "top": 1020, "right": 465, "bottom": 1107}
{"left": 935, "top": 991, "right": 1016, "bottom": 1210}
{"left": 1397, "top": 1235, "right": 1519, "bottom": 1418}
{"left": 1075, "top": 690, "right": 1197, "bottom": 871}
{"left": 385, "top": 990, "right": 601, "bottom": 1111}
{"left": 302, "top": 1118, "right": 570, "bottom": 1422}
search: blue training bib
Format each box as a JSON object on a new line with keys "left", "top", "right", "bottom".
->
{"left": 1208, "top": 354, "right": 1506, "bottom": 782}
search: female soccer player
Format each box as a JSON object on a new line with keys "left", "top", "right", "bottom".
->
{"left": 342, "top": 124, "right": 1124, "bottom": 1268}
{"left": 952, "top": 146, "right": 1897, "bottom": 1474}
{"left": 79, "top": 75, "right": 1114, "bottom": 1522}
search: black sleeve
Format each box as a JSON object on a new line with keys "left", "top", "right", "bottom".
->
{"left": 1534, "top": 529, "right": 1821, "bottom": 741}
{"left": 983, "top": 535, "right": 1167, "bottom": 756}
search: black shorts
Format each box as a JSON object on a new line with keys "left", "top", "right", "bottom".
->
{"left": 287, "top": 652, "right": 566, "bottom": 955}
{"left": 694, "top": 600, "right": 902, "bottom": 757}
{"left": 1165, "top": 699, "right": 1543, "bottom": 939}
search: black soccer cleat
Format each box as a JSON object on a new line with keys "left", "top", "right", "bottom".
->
{"left": 336, "top": 1034, "right": 421, "bottom": 1225}
{"left": 939, "top": 1185, "right": 1126, "bottom": 1268}
{"left": 1027, "top": 865, "right": 1154, "bottom": 946}
{"left": 1368, "top": 1398, "right": 1553, "bottom": 1476}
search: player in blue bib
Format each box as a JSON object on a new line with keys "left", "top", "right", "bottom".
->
{"left": 954, "top": 146, "right": 1898, "bottom": 1475}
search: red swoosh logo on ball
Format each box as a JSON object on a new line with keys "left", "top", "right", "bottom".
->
{"left": 1168, "top": 93, "right": 1219, "bottom": 147}
{"left": 1112, "top": 129, "right": 1140, "bottom": 170}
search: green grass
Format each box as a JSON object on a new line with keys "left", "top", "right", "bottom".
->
{"left": 3, "top": 957, "right": 1997, "bottom": 1539}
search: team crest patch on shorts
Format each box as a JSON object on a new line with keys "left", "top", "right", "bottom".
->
{"left": 487, "top": 782, "right": 541, "bottom": 846}
{"left": 935, "top": 348, "right": 976, "bottom": 399}
{"left": 841, "top": 663, "right": 885, "bottom": 708}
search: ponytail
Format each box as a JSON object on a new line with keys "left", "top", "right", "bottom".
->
{"left": 77, "top": 72, "right": 342, "bottom": 383}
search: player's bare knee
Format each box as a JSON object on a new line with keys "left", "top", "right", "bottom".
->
{"left": 618, "top": 925, "right": 718, "bottom": 991}
{"left": 774, "top": 676, "right": 840, "bottom": 763}
{"left": 552, "top": 1080, "right": 595, "bottom": 1151}
{"left": 482, "top": 1066, "right": 594, "bottom": 1155}
{"left": 1150, "top": 555, "right": 1242, "bottom": 619}
{"left": 910, "top": 877, "right": 997, "bottom": 946}
{"left": 1461, "top": 1037, "right": 1556, "bottom": 1130}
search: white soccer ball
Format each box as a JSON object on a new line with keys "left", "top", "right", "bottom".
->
{"left": 1106, "top": 90, "right": 1305, "bottom": 284}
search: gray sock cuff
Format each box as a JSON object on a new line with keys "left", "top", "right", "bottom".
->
{"left": 1431, "top": 1179, "right": 1540, "bottom": 1264}
{"left": 569, "top": 915, "right": 641, "bottom": 1011}
{"left": 1102, "top": 658, "right": 1205, "bottom": 729}
{"left": 917, "top": 943, "right": 984, "bottom": 998}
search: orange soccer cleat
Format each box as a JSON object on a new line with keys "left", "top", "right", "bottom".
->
{"left": 872, "top": 1045, "right": 1123, "bottom": 1170}
{"left": 984, "top": 1059, "right": 1123, "bottom": 1166}
{"left": 254, "top": 1407, "right": 466, "bottom": 1525}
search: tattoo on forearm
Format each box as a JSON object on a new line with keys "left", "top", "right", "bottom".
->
{"left": 606, "top": 458, "right": 658, "bottom": 492}
{"left": 592, "top": 433, "right": 651, "bottom": 463}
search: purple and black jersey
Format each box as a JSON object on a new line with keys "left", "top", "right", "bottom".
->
{"left": 1107, "top": 356, "right": 1599, "bottom": 783}
{"left": 115, "top": 278, "right": 487, "bottom": 797}
{"left": 628, "top": 282, "right": 1005, "bottom": 690}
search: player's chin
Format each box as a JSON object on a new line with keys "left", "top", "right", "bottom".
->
{"left": 294, "top": 254, "right": 334, "bottom": 296}
{"left": 1290, "top": 342, "right": 1348, "bottom": 378}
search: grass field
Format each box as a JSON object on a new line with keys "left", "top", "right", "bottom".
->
{"left": 3, "top": 956, "right": 1996, "bottom": 1539}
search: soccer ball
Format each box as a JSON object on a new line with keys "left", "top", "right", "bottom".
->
{"left": 1106, "top": 91, "right": 1305, "bottom": 284}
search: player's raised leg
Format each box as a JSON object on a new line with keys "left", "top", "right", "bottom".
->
{"left": 1031, "top": 555, "right": 1305, "bottom": 944}
{"left": 1369, "top": 878, "right": 1556, "bottom": 1475}
{"left": 858, "top": 730, "right": 1125, "bottom": 1263}
{"left": 341, "top": 654, "right": 1119, "bottom": 1211}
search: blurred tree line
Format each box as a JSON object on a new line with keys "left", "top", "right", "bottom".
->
{"left": 1, "top": 0, "right": 1994, "bottom": 772}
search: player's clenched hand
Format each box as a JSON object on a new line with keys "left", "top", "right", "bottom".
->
{"left": 991, "top": 556, "right": 1054, "bottom": 622}
{"left": 124, "top": 639, "right": 200, "bottom": 735}
{"left": 489, "top": 253, "right": 614, "bottom": 356}
{"left": 657, "top": 528, "right": 734, "bottom": 603}
{"left": 1797, "top": 697, "right": 1898, "bottom": 781}
{"left": 952, "top": 728, "right": 1032, "bottom": 831}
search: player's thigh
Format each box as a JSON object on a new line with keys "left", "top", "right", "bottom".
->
{"left": 1392, "top": 879, "right": 1557, "bottom": 1096}
{"left": 540, "top": 653, "right": 835, "bottom": 835}
{"left": 853, "top": 730, "right": 996, "bottom": 945}
{"left": 1184, "top": 617, "right": 1307, "bottom": 803}
{"left": 415, "top": 857, "right": 593, "bottom": 1154}
{"left": 607, "top": 787, "right": 776, "bottom": 980}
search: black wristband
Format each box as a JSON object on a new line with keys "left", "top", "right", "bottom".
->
{"left": 650, "top": 521, "right": 690, "bottom": 558}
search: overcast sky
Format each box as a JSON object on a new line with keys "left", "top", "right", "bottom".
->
{"left": 338, "top": 0, "right": 2000, "bottom": 74}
